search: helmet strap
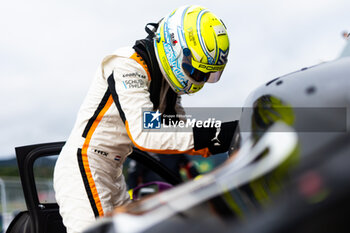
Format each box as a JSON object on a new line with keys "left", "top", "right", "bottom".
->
{"left": 145, "top": 22, "right": 160, "bottom": 39}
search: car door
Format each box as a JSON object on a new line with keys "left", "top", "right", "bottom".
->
{"left": 6, "top": 142, "right": 67, "bottom": 233}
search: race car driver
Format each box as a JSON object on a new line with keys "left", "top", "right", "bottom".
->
{"left": 53, "top": 5, "right": 236, "bottom": 233}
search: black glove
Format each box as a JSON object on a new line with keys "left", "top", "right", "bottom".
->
{"left": 193, "top": 121, "right": 238, "bottom": 155}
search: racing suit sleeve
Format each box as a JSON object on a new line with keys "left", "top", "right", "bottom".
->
{"left": 103, "top": 53, "right": 211, "bottom": 157}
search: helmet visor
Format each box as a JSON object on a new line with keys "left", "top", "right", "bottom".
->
{"left": 181, "top": 49, "right": 226, "bottom": 83}
{"left": 182, "top": 62, "right": 211, "bottom": 82}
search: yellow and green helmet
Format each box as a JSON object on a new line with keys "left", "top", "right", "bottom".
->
{"left": 154, "top": 5, "right": 230, "bottom": 94}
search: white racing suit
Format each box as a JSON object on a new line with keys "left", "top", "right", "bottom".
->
{"left": 53, "top": 47, "right": 210, "bottom": 233}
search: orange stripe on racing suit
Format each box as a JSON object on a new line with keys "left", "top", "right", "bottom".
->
{"left": 81, "top": 94, "right": 114, "bottom": 217}
{"left": 130, "top": 52, "right": 151, "bottom": 81}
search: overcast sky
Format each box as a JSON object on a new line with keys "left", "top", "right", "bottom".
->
{"left": 1, "top": 0, "right": 349, "bottom": 158}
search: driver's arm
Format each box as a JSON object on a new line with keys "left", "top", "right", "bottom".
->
{"left": 104, "top": 53, "right": 211, "bottom": 157}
